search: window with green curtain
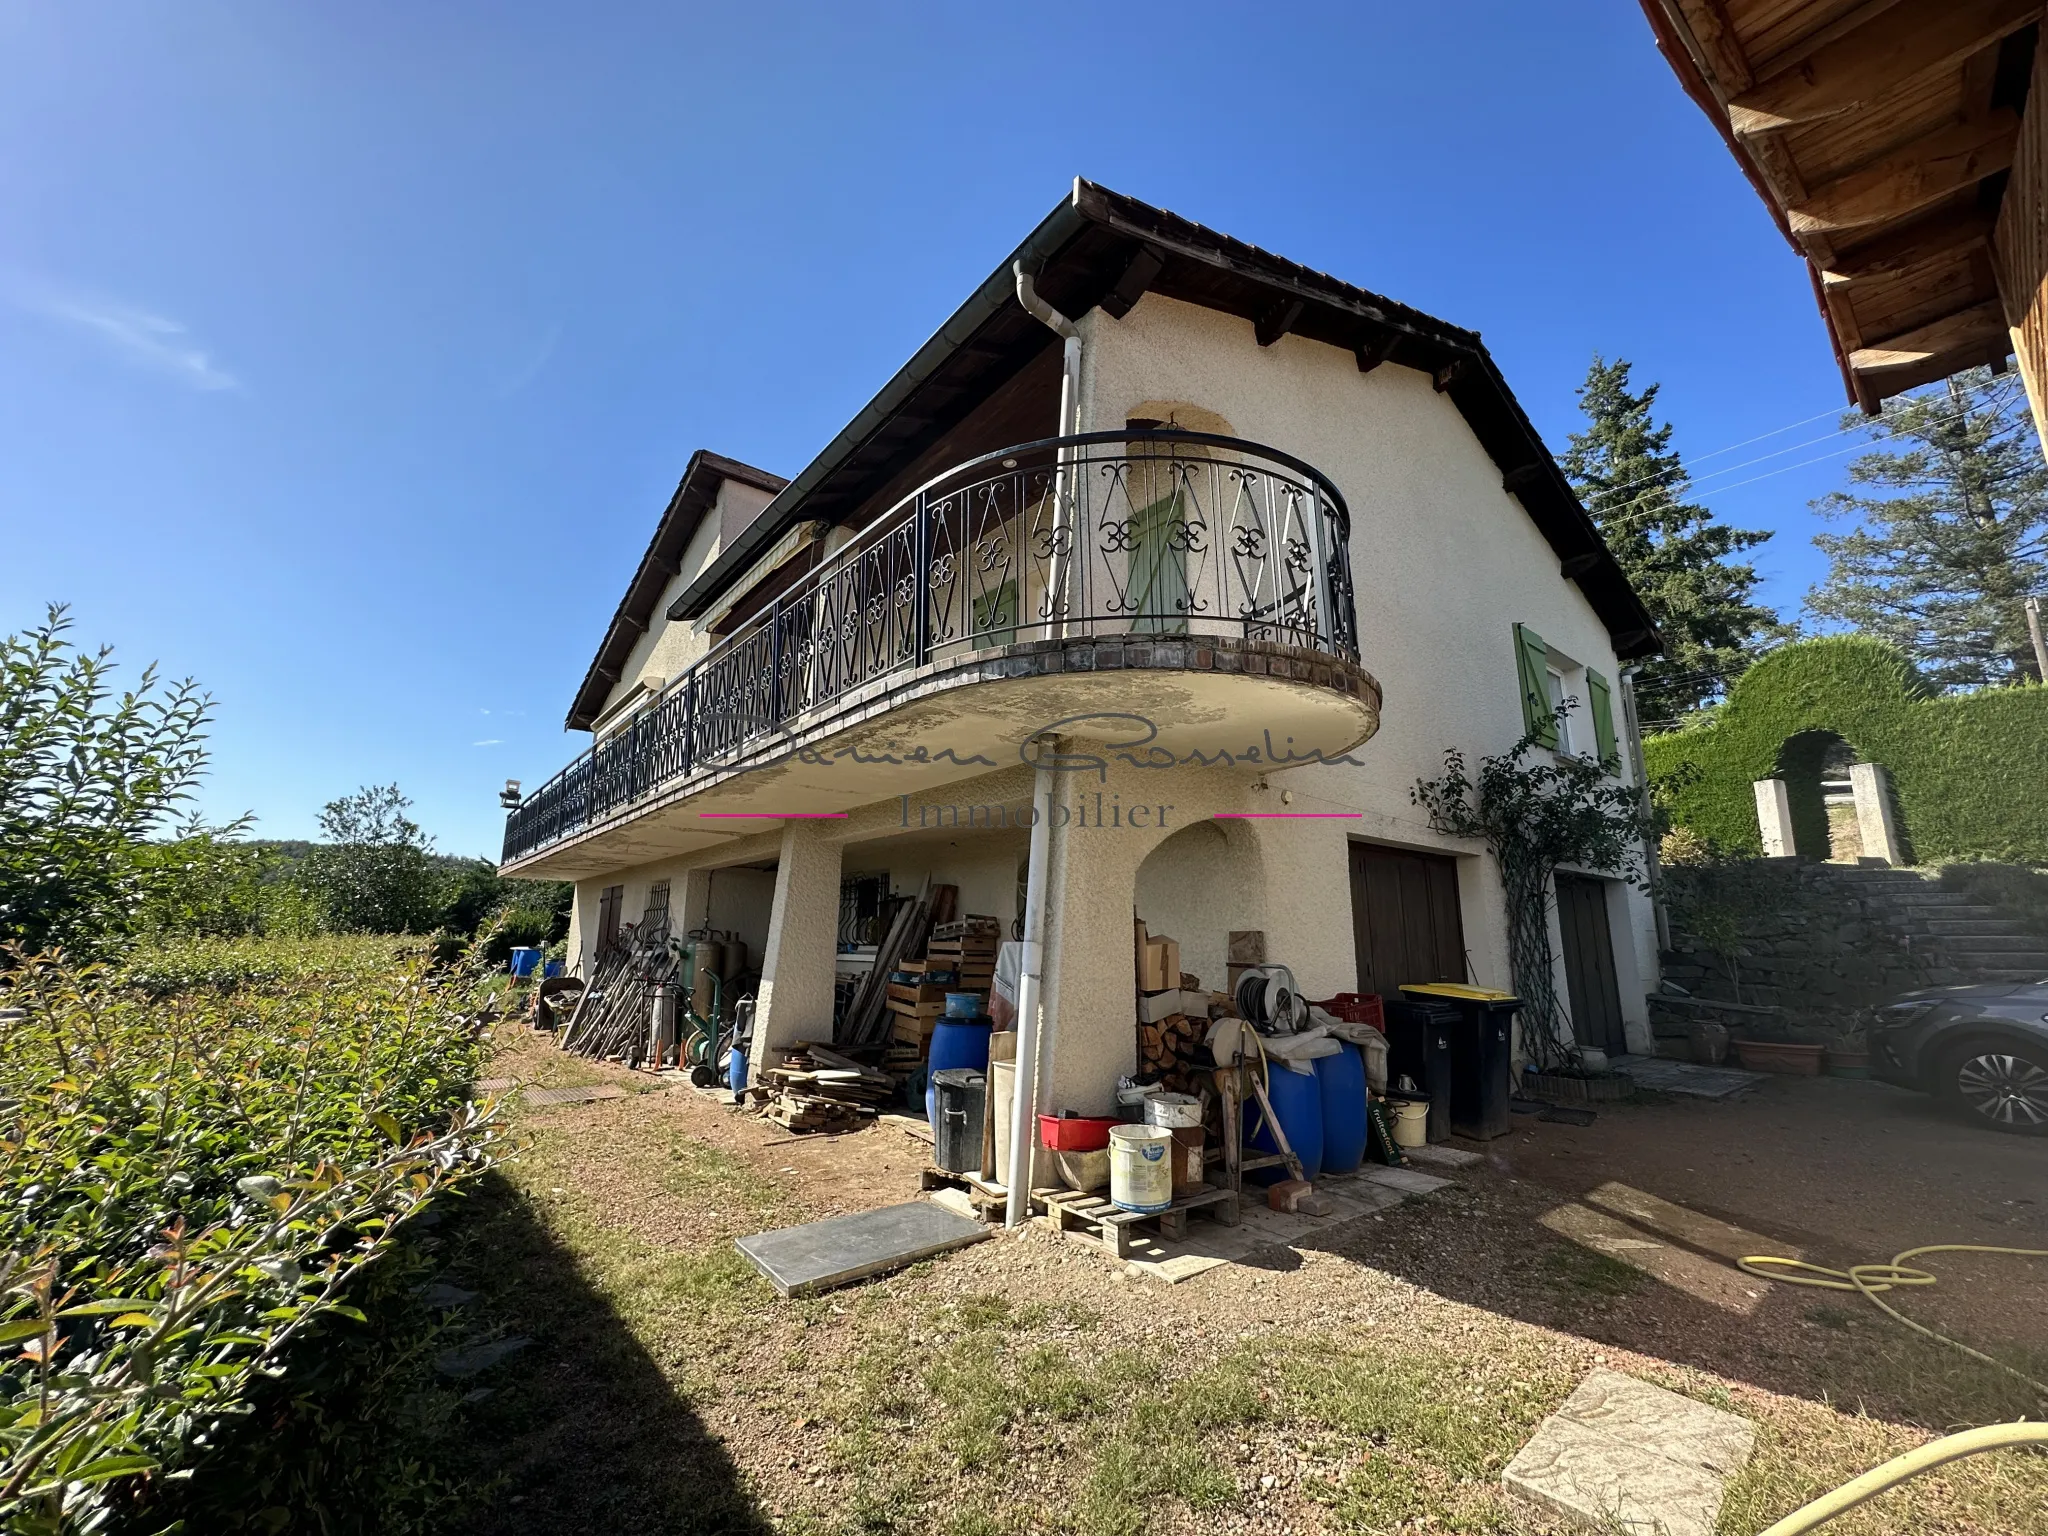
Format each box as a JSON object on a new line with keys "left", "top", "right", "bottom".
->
{"left": 1586, "top": 668, "right": 1617, "bottom": 764}
{"left": 1514, "top": 623, "right": 1558, "bottom": 748}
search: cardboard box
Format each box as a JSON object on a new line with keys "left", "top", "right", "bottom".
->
{"left": 1138, "top": 936, "right": 1174, "bottom": 992}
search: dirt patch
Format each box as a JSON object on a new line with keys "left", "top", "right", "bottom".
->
{"left": 432, "top": 1026, "right": 2048, "bottom": 1535}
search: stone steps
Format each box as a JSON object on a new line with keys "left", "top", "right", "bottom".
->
{"left": 1920, "top": 916, "right": 2029, "bottom": 936}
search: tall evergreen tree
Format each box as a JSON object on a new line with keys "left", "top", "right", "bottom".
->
{"left": 1806, "top": 368, "right": 2048, "bottom": 690}
{"left": 1563, "top": 357, "right": 1787, "bottom": 718}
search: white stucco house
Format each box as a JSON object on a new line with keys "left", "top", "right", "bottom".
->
{"left": 502, "top": 180, "right": 1664, "bottom": 1122}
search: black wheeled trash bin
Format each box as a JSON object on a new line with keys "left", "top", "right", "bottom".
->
{"left": 1382, "top": 999, "right": 1459, "bottom": 1144}
{"left": 1399, "top": 984, "right": 1522, "bottom": 1141}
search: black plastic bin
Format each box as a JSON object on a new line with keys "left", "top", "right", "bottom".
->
{"left": 1399, "top": 985, "right": 1522, "bottom": 1141}
{"left": 930, "top": 1068, "right": 986, "bottom": 1174}
{"left": 1382, "top": 999, "right": 1459, "bottom": 1144}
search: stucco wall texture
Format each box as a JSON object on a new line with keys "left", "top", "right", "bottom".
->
{"left": 557, "top": 287, "right": 1662, "bottom": 1103}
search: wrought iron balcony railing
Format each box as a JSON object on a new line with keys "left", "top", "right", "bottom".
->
{"left": 504, "top": 430, "right": 1357, "bottom": 863}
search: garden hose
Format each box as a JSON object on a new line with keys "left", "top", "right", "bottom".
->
{"left": 1736, "top": 1244, "right": 2048, "bottom": 1398}
{"left": 1735, "top": 1243, "right": 2048, "bottom": 1534}
{"left": 1754, "top": 1422, "right": 2048, "bottom": 1536}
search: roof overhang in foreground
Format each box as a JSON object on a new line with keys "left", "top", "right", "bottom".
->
{"left": 1640, "top": 0, "right": 2039, "bottom": 411}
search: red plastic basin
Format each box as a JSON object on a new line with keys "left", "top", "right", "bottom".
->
{"left": 1038, "top": 1113, "right": 1120, "bottom": 1152}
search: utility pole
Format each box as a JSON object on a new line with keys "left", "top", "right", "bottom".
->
{"left": 2026, "top": 594, "right": 2048, "bottom": 684}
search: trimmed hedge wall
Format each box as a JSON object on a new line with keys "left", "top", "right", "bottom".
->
{"left": 1643, "top": 636, "right": 2048, "bottom": 865}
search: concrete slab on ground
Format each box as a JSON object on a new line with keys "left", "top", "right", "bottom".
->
{"left": 523, "top": 1085, "right": 631, "bottom": 1106}
{"left": 737, "top": 1200, "right": 990, "bottom": 1298}
{"left": 1405, "top": 1143, "right": 1483, "bottom": 1169}
{"left": 1612, "top": 1054, "right": 1765, "bottom": 1100}
{"left": 1503, "top": 1368, "right": 1753, "bottom": 1536}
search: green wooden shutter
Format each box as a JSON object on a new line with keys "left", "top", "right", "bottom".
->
{"left": 1587, "top": 668, "right": 1617, "bottom": 763}
{"left": 1513, "top": 623, "right": 1557, "bottom": 747}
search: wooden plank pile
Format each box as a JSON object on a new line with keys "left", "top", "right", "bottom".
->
{"left": 747, "top": 1042, "right": 897, "bottom": 1133}
{"left": 558, "top": 923, "right": 681, "bottom": 1066}
{"left": 838, "top": 879, "right": 948, "bottom": 1047}
{"left": 927, "top": 917, "right": 1000, "bottom": 1000}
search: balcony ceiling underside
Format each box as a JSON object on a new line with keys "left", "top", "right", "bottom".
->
{"left": 503, "top": 646, "right": 1380, "bottom": 880}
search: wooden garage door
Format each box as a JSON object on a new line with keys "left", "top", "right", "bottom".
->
{"left": 1348, "top": 843, "right": 1467, "bottom": 999}
{"left": 1556, "top": 873, "right": 1626, "bottom": 1054}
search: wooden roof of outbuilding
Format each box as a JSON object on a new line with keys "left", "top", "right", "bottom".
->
{"left": 1641, "top": 0, "right": 2040, "bottom": 409}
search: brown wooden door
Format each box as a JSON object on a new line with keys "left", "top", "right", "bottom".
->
{"left": 1556, "top": 873, "right": 1626, "bottom": 1054}
{"left": 1348, "top": 843, "right": 1467, "bottom": 999}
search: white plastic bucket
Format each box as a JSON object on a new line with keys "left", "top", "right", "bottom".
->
{"left": 1108, "top": 1124, "right": 1173, "bottom": 1213}
{"left": 1142, "top": 1092, "right": 1203, "bottom": 1129}
{"left": 1390, "top": 1099, "right": 1430, "bottom": 1148}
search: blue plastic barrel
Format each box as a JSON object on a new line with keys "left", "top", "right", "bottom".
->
{"left": 1315, "top": 1043, "right": 1367, "bottom": 1176}
{"left": 925, "top": 1017, "right": 993, "bottom": 1132}
{"left": 508, "top": 947, "right": 542, "bottom": 979}
{"left": 543, "top": 959, "right": 564, "bottom": 979}
{"left": 1246, "top": 1062, "right": 1324, "bottom": 1184}
{"left": 727, "top": 1045, "right": 748, "bottom": 1093}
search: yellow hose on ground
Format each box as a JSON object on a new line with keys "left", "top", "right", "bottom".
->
{"left": 1736, "top": 1244, "right": 2048, "bottom": 1533}
{"left": 1754, "top": 1422, "right": 2048, "bottom": 1536}
{"left": 1737, "top": 1244, "right": 2048, "bottom": 1397}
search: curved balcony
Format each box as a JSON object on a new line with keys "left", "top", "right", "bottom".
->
{"left": 503, "top": 431, "right": 1378, "bottom": 872}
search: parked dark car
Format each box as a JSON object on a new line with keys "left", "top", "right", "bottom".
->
{"left": 1869, "top": 980, "right": 2048, "bottom": 1135}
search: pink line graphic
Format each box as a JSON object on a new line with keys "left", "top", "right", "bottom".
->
{"left": 1212, "top": 811, "right": 1363, "bottom": 819}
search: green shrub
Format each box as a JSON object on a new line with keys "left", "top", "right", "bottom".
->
{"left": 1644, "top": 636, "right": 2048, "bottom": 864}
{"left": 0, "top": 945, "right": 504, "bottom": 1532}
{"left": 115, "top": 933, "right": 424, "bottom": 997}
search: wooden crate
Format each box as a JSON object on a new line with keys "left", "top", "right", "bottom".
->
{"left": 1033, "top": 1184, "right": 1240, "bottom": 1260}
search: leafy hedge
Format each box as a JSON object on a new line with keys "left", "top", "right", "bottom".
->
{"left": 0, "top": 942, "right": 504, "bottom": 1533}
{"left": 1644, "top": 636, "right": 2048, "bottom": 864}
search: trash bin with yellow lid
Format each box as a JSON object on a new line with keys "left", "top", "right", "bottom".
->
{"left": 1399, "top": 984, "right": 1521, "bottom": 1141}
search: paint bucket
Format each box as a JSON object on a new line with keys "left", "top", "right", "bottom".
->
{"left": 1141, "top": 1092, "right": 1204, "bottom": 1129}
{"left": 1389, "top": 1098, "right": 1429, "bottom": 1149}
{"left": 1108, "top": 1125, "right": 1173, "bottom": 1213}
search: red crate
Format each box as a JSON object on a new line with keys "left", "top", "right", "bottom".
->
{"left": 1038, "top": 1113, "right": 1120, "bottom": 1152}
{"left": 1312, "top": 993, "right": 1385, "bottom": 1033}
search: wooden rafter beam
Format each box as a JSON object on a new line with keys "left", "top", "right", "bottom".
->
{"left": 1354, "top": 333, "right": 1401, "bottom": 373}
{"left": 1849, "top": 298, "right": 2010, "bottom": 375}
{"left": 1824, "top": 207, "right": 1997, "bottom": 281}
{"left": 1728, "top": 0, "right": 2041, "bottom": 137}
{"left": 1254, "top": 297, "right": 1303, "bottom": 347}
{"left": 1788, "top": 110, "right": 2019, "bottom": 236}
{"left": 1670, "top": 0, "right": 1752, "bottom": 92}
{"left": 1098, "top": 242, "right": 1165, "bottom": 321}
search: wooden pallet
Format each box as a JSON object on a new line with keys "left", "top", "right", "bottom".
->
{"left": 919, "top": 1166, "right": 1009, "bottom": 1222}
{"left": 1033, "top": 1184, "right": 1241, "bottom": 1259}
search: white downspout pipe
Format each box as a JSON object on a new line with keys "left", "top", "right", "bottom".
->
{"left": 1004, "top": 746, "right": 1058, "bottom": 1228}
{"left": 1013, "top": 262, "right": 1084, "bottom": 641}
{"left": 1005, "top": 268, "right": 1084, "bottom": 1231}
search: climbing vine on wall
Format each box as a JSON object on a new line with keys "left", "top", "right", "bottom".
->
{"left": 1413, "top": 717, "right": 1656, "bottom": 1071}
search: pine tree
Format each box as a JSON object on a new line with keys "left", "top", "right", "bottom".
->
{"left": 1563, "top": 357, "right": 1788, "bottom": 719}
{"left": 1806, "top": 368, "right": 2048, "bottom": 689}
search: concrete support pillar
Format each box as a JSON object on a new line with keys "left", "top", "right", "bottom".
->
{"left": 673, "top": 867, "right": 714, "bottom": 937}
{"left": 748, "top": 822, "right": 843, "bottom": 1082}
{"left": 1848, "top": 762, "right": 1905, "bottom": 866}
{"left": 1038, "top": 772, "right": 1139, "bottom": 1116}
{"left": 1753, "top": 779, "right": 1797, "bottom": 858}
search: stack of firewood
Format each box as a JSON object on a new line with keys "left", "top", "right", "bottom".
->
{"left": 747, "top": 1042, "right": 896, "bottom": 1133}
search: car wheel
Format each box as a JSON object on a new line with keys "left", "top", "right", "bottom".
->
{"left": 1940, "top": 1040, "right": 2048, "bottom": 1135}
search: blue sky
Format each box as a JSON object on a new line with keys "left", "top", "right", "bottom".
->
{"left": 1, "top": 3, "right": 1873, "bottom": 856}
